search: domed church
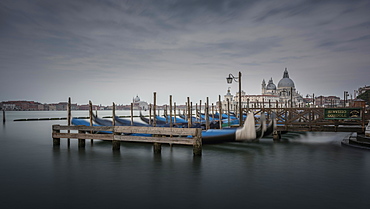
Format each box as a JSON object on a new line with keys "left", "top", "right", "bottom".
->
{"left": 261, "top": 68, "right": 304, "bottom": 106}
{"left": 221, "top": 68, "right": 304, "bottom": 110}
{"left": 132, "top": 95, "right": 149, "bottom": 110}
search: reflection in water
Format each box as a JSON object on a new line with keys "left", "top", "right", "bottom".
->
{"left": 1, "top": 111, "right": 370, "bottom": 209}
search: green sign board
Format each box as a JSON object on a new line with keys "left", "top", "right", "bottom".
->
{"left": 324, "top": 108, "right": 362, "bottom": 120}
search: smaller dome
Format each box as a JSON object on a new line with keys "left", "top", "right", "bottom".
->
{"left": 134, "top": 95, "right": 140, "bottom": 103}
{"left": 266, "top": 78, "right": 276, "bottom": 90}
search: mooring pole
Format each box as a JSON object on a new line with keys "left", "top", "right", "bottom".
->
{"left": 169, "top": 95, "right": 173, "bottom": 127}
{"left": 67, "top": 97, "right": 71, "bottom": 147}
{"left": 238, "top": 71, "right": 242, "bottom": 127}
{"left": 187, "top": 97, "right": 191, "bottom": 128}
{"left": 149, "top": 104, "right": 152, "bottom": 125}
{"left": 3, "top": 109, "right": 5, "bottom": 123}
{"left": 199, "top": 100, "right": 202, "bottom": 123}
{"left": 174, "top": 102, "right": 177, "bottom": 124}
{"left": 190, "top": 102, "right": 193, "bottom": 127}
{"left": 89, "top": 100, "right": 93, "bottom": 145}
{"left": 219, "top": 95, "right": 222, "bottom": 129}
{"left": 153, "top": 92, "right": 157, "bottom": 127}
{"left": 227, "top": 98, "right": 230, "bottom": 127}
{"left": 204, "top": 97, "right": 209, "bottom": 130}
{"left": 112, "top": 102, "right": 120, "bottom": 151}
{"left": 112, "top": 102, "right": 116, "bottom": 126}
{"left": 131, "top": 103, "right": 134, "bottom": 126}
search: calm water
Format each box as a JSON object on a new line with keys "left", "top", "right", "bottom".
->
{"left": 1, "top": 111, "right": 370, "bottom": 209}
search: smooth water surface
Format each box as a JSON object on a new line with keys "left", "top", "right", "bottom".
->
{"left": 1, "top": 111, "right": 369, "bottom": 209}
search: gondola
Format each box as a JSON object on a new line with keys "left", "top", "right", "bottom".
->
{"left": 73, "top": 112, "right": 272, "bottom": 144}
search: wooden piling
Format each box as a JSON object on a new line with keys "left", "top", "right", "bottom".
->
{"left": 227, "top": 98, "right": 230, "bottom": 127}
{"left": 112, "top": 139, "right": 120, "bottom": 151}
{"left": 174, "top": 102, "right": 177, "bottom": 124}
{"left": 187, "top": 97, "right": 191, "bottom": 128}
{"left": 195, "top": 103, "right": 198, "bottom": 122}
{"left": 130, "top": 103, "right": 133, "bottom": 126}
{"left": 219, "top": 95, "right": 222, "bottom": 129}
{"left": 89, "top": 100, "right": 93, "bottom": 145}
{"left": 52, "top": 125, "right": 60, "bottom": 146}
{"left": 193, "top": 128, "right": 202, "bottom": 156}
{"left": 149, "top": 104, "right": 152, "bottom": 125}
{"left": 67, "top": 97, "right": 71, "bottom": 147}
{"left": 211, "top": 103, "right": 214, "bottom": 121}
{"left": 273, "top": 130, "right": 281, "bottom": 141}
{"left": 2, "top": 109, "right": 5, "bottom": 123}
{"left": 170, "top": 95, "right": 173, "bottom": 127}
{"left": 199, "top": 100, "right": 202, "bottom": 122}
{"left": 153, "top": 92, "right": 157, "bottom": 127}
{"left": 78, "top": 130, "right": 85, "bottom": 148}
{"left": 112, "top": 102, "right": 120, "bottom": 150}
{"left": 206, "top": 97, "right": 210, "bottom": 130}
{"left": 190, "top": 102, "right": 193, "bottom": 125}
{"left": 112, "top": 102, "right": 116, "bottom": 126}
{"left": 153, "top": 142, "right": 161, "bottom": 154}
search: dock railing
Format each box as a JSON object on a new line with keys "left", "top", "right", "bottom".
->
{"left": 52, "top": 125, "right": 202, "bottom": 156}
{"left": 244, "top": 107, "right": 368, "bottom": 132}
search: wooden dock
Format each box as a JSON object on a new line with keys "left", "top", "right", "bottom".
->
{"left": 52, "top": 124, "right": 202, "bottom": 156}
{"left": 246, "top": 107, "right": 368, "bottom": 133}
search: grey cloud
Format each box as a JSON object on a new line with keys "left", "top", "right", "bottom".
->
{"left": 203, "top": 36, "right": 282, "bottom": 58}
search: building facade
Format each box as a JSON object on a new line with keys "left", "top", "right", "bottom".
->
{"left": 132, "top": 95, "right": 149, "bottom": 110}
{"left": 222, "top": 68, "right": 305, "bottom": 110}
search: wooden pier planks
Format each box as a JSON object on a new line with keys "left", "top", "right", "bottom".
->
{"left": 52, "top": 124, "right": 202, "bottom": 155}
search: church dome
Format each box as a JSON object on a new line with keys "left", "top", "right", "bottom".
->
{"left": 133, "top": 95, "right": 140, "bottom": 103}
{"left": 266, "top": 78, "right": 276, "bottom": 90}
{"left": 278, "top": 68, "right": 295, "bottom": 88}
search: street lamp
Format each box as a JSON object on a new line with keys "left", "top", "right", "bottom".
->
{"left": 226, "top": 72, "right": 242, "bottom": 127}
{"left": 344, "top": 91, "right": 349, "bottom": 107}
{"left": 306, "top": 93, "right": 315, "bottom": 107}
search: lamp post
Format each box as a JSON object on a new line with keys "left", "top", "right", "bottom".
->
{"left": 306, "top": 93, "right": 315, "bottom": 107}
{"left": 344, "top": 91, "right": 349, "bottom": 107}
{"left": 226, "top": 71, "right": 242, "bottom": 127}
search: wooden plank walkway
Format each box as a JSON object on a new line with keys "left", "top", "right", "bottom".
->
{"left": 52, "top": 125, "right": 202, "bottom": 156}
{"left": 244, "top": 107, "right": 368, "bottom": 133}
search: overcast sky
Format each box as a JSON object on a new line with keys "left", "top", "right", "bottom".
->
{"left": 1, "top": 0, "right": 369, "bottom": 105}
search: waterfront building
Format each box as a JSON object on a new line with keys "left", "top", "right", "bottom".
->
{"left": 314, "top": 95, "right": 341, "bottom": 107}
{"left": 222, "top": 68, "right": 304, "bottom": 110}
{"left": 0, "top": 101, "right": 43, "bottom": 111}
{"left": 132, "top": 95, "right": 149, "bottom": 110}
{"left": 357, "top": 85, "right": 370, "bottom": 95}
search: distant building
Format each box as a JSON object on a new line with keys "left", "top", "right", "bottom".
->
{"left": 0, "top": 101, "right": 43, "bottom": 111}
{"left": 132, "top": 95, "right": 149, "bottom": 110}
{"left": 1, "top": 103, "right": 16, "bottom": 110}
{"left": 314, "top": 95, "right": 341, "bottom": 107}
{"left": 357, "top": 85, "right": 370, "bottom": 95}
{"left": 261, "top": 68, "right": 304, "bottom": 106}
{"left": 222, "top": 68, "right": 305, "bottom": 110}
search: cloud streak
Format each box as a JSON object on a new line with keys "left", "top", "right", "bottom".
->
{"left": 1, "top": 0, "right": 369, "bottom": 105}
